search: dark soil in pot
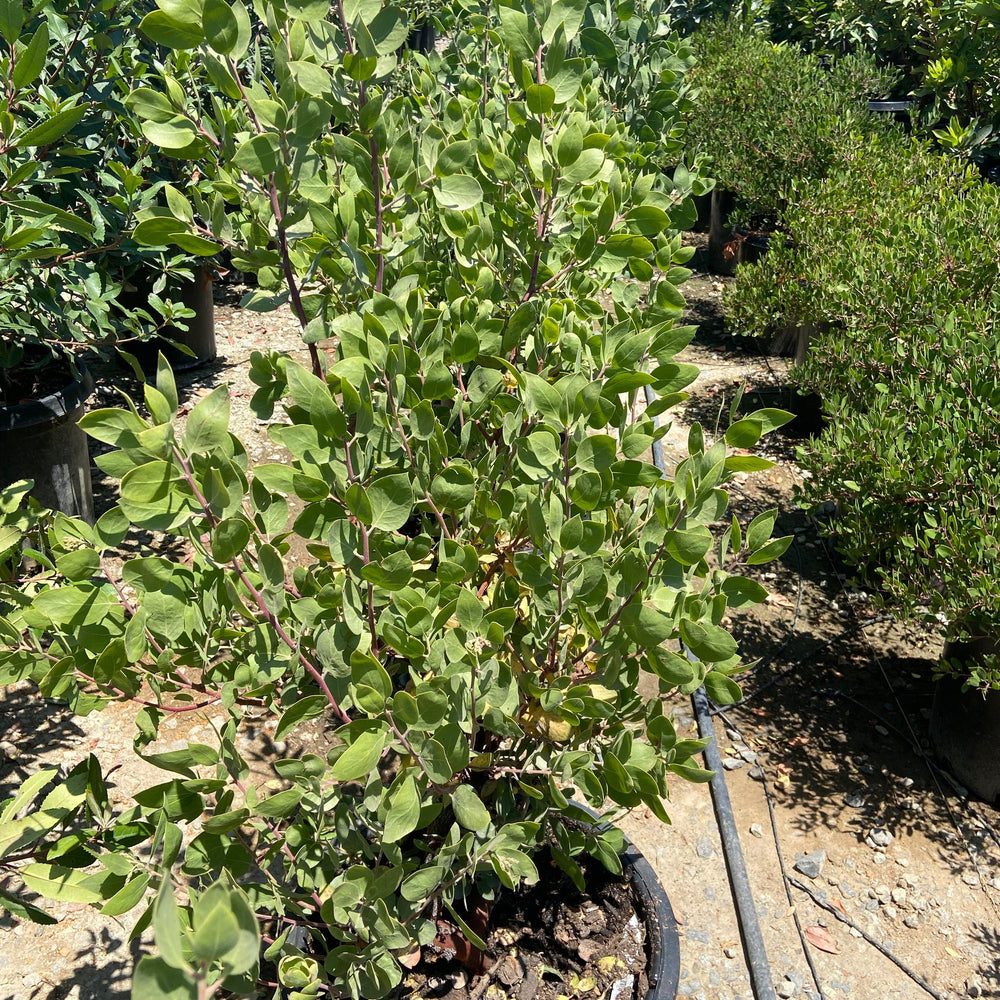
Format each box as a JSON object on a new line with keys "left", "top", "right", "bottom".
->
{"left": 393, "top": 846, "right": 676, "bottom": 1000}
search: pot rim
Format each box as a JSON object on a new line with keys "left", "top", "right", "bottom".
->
{"left": 0, "top": 357, "right": 94, "bottom": 432}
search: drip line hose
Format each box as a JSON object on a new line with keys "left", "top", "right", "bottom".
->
{"left": 643, "top": 381, "right": 777, "bottom": 1000}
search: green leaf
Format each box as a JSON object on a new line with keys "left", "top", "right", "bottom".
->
{"left": 211, "top": 518, "right": 250, "bottom": 563}
{"left": 255, "top": 787, "right": 304, "bottom": 818}
{"left": 400, "top": 865, "right": 445, "bottom": 903}
{"left": 0, "top": 886, "right": 55, "bottom": 924}
{"left": 12, "top": 24, "right": 48, "bottom": 90}
{"left": 430, "top": 466, "right": 475, "bottom": 511}
{"left": 680, "top": 619, "right": 738, "bottom": 662}
{"left": 204, "top": 0, "right": 239, "bottom": 53}
{"left": 745, "top": 510, "right": 777, "bottom": 553}
{"left": 455, "top": 588, "right": 484, "bottom": 631}
{"left": 721, "top": 576, "right": 768, "bottom": 607}
{"left": 276, "top": 695, "right": 328, "bottom": 740}
{"left": 368, "top": 474, "right": 413, "bottom": 531}
{"left": 704, "top": 671, "right": 742, "bottom": 705}
{"left": 522, "top": 373, "right": 563, "bottom": 426}
{"left": 621, "top": 603, "right": 675, "bottom": 645}
{"left": 152, "top": 877, "right": 188, "bottom": 971}
{"left": 139, "top": 11, "right": 204, "bottom": 49}
{"left": 131, "top": 956, "right": 197, "bottom": 1000}
{"left": 746, "top": 536, "right": 793, "bottom": 565}
{"left": 184, "top": 384, "right": 230, "bottom": 452}
{"left": 232, "top": 133, "right": 281, "bottom": 177}
{"left": 361, "top": 550, "right": 413, "bottom": 592}
{"left": 330, "top": 726, "right": 388, "bottom": 781}
{"left": 101, "top": 873, "right": 151, "bottom": 916}
{"left": 382, "top": 774, "right": 421, "bottom": 844}
{"left": 19, "top": 864, "right": 105, "bottom": 904}
{"left": 17, "top": 105, "right": 87, "bottom": 148}
{"left": 665, "top": 527, "right": 712, "bottom": 566}
{"left": 451, "top": 784, "right": 490, "bottom": 831}
{"left": 725, "top": 417, "right": 763, "bottom": 449}
{"left": 0, "top": 0, "right": 21, "bottom": 45}
{"left": 192, "top": 900, "right": 240, "bottom": 961}
{"left": 434, "top": 175, "right": 483, "bottom": 211}
{"left": 576, "top": 434, "right": 617, "bottom": 472}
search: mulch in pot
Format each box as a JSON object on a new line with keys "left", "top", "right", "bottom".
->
{"left": 401, "top": 849, "right": 649, "bottom": 1000}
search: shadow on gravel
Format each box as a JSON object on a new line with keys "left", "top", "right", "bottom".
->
{"left": 0, "top": 688, "right": 85, "bottom": 802}
{"left": 26, "top": 926, "right": 140, "bottom": 1000}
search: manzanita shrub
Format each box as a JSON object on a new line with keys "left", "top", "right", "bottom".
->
{"left": 0, "top": 1, "right": 792, "bottom": 998}
{"left": 684, "top": 18, "right": 895, "bottom": 228}
{"left": 729, "top": 129, "right": 1000, "bottom": 689}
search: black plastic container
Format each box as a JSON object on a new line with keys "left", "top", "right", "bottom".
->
{"left": 0, "top": 359, "right": 95, "bottom": 523}
{"left": 120, "top": 268, "right": 217, "bottom": 374}
{"left": 930, "top": 638, "right": 1000, "bottom": 805}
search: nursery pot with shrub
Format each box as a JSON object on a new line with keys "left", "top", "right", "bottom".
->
{"left": 0, "top": 1, "right": 793, "bottom": 998}
{"left": 684, "top": 19, "right": 897, "bottom": 274}
{"left": 0, "top": 0, "right": 207, "bottom": 520}
{"left": 783, "top": 134, "right": 1000, "bottom": 802}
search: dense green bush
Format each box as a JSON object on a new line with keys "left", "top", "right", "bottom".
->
{"left": 0, "top": 2, "right": 791, "bottom": 998}
{"left": 684, "top": 18, "right": 894, "bottom": 227}
{"left": 0, "top": 0, "right": 209, "bottom": 387}
{"left": 766, "top": 0, "right": 1000, "bottom": 157}
{"left": 729, "top": 130, "right": 1000, "bottom": 687}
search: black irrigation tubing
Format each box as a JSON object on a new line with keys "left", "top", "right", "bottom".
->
{"left": 645, "top": 379, "right": 778, "bottom": 1000}
{"left": 786, "top": 877, "right": 949, "bottom": 1000}
{"left": 717, "top": 710, "right": 827, "bottom": 1000}
{"left": 692, "top": 685, "right": 778, "bottom": 1000}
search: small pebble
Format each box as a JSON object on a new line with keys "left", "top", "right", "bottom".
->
{"left": 794, "top": 850, "right": 827, "bottom": 880}
{"left": 748, "top": 766, "right": 765, "bottom": 781}
{"left": 883, "top": 905, "right": 897, "bottom": 919}
{"left": 866, "top": 828, "right": 893, "bottom": 850}
{"left": 739, "top": 748, "right": 758, "bottom": 763}
{"left": 891, "top": 888, "right": 907, "bottom": 906}
{"left": 961, "top": 872, "right": 979, "bottom": 886}
{"left": 724, "top": 946, "right": 738, "bottom": 959}
{"left": 723, "top": 757, "right": 745, "bottom": 770}
{"left": 874, "top": 725, "right": 889, "bottom": 736}
{"left": 696, "top": 837, "right": 714, "bottom": 859}
{"left": 749, "top": 823, "right": 763, "bottom": 838}
{"left": 872, "top": 854, "right": 887, "bottom": 865}
{"left": 843, "top": 793, "right": 866, "bottom": 809}
{"left": 777, "top": 977, "right": 798, "bottom": 998}
{"left": 904, "top": 915, "right": 920, "bottom": 929}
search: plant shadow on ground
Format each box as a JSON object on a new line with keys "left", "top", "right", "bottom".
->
{"left": 715, "top": 511, "right": 1000, "bottom": 881}
{"left": 0, "top": 687, "right": 84, "bottom": 802}
{"left": 21, "top": 927, "right": 140, "bottom": 1000}
{"left": 968, "top": 922, "right": 1000, "bottom": 994}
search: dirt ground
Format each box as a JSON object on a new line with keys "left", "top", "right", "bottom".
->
{"left": 1, "top": 245, "right": 999, "bottom": 1000}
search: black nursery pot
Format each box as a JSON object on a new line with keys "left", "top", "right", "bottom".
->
{"left": 0, "top": 359, "right": 95, "bottom": 523}
{"left": 121, "top": 268, "right": 217, "bottom": 374}
{"left": 868, "top": 99, "right": 913, "bottom": 131}
{"left": 621, "top": 833, "right": 682, "bottom": 998}
{"left": 930, "top": 636, "right": 1000, "bottom": 805}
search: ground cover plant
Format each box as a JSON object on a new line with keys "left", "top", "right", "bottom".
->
{"left": 0, "top": 1, "right": 793, "bottom": 998}
{"left": 728, "top": 129, "right": 1000, "bottom": 689}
